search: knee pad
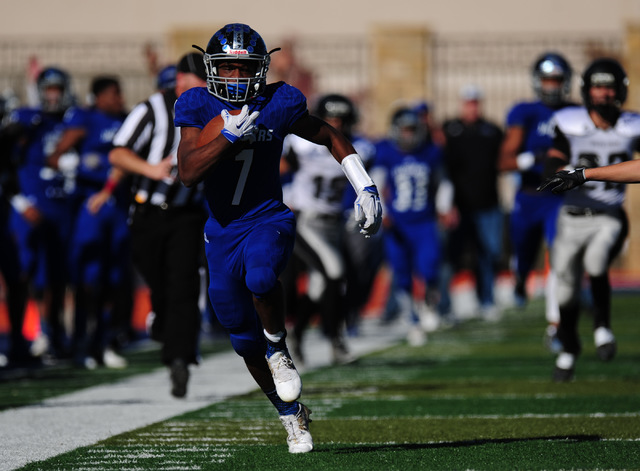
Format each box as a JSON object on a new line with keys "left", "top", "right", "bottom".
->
{"left": 245, "top": 267, "right": 277, "bottom": 297}
{"left": 229, "top": 330, "right": 266, "bottom": 358}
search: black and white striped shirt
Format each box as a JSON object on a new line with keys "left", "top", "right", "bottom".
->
{"left": 112, "top": 89, "right": 202, "bottom": 209}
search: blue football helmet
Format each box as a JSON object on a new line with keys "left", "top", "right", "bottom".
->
{"left": 156, "top": 65, "right": 177, "bottom": 91}
{"left": 389, "top": 107, "right": 427, "bottom": 152}
{"left": 37, "top": 67, "right": 73, "bottom": 113}
{"left": 200, "top": 23, "right": 275, "bottom": 102}
{"left": 531, "top": 52, "right": 572, "bottom": 106}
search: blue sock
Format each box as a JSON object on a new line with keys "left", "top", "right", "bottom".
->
{"left": 266, "top": 389, "right": 299, "bottom": 415}
{"left": 265, "top": 335, "right": 288, "bottom": 359}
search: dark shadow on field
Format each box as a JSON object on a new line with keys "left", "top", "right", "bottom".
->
{"left": 328, "top": 435, "right": 602, "bottom": 453}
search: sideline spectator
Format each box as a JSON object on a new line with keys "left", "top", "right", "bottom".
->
{"left": 440, "top": 85, "right": 504, "bottom": 321}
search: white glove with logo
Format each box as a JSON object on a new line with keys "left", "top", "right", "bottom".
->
{"left": 221, "top": 104, "right": 260, "bottom": 144}
{"left": 354, "top": 186, "right": 383, "bottom": 237}
{"left": 342, "top": 153, "right": 383, "bottom": 238}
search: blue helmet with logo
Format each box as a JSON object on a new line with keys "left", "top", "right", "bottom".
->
{"left": 531, "top": 52, "right": 572, "bottom": 106}
{"left": 200, "top": 23, "right": 276, "bottom": 102}
{"left": 156, "top": 65, "right": 177, "bottom": 91}
{"left": 37, "top": 66, "right": 74, "bottom": 113}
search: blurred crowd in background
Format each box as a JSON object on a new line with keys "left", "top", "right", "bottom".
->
{"left": 0, "top": 43, "right": 615, "bottom": 386}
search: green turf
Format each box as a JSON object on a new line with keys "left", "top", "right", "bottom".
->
{"left": 14, "top": 295, "right": 640, "bottom": 470}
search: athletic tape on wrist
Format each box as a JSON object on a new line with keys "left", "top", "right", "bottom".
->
{"left": 341, "top": 153, "right": 375, "bottom": 191}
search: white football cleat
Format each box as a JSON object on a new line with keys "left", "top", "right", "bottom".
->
{"left": 407, "top": 326, "right": 427, "bottom": 347}
{"left": 103, "top": 348, "right": 128, "bottom": 369}
{"left": 266, "top": 350, "right": 302, "bottom": 402}
{"left": 280, "top": 403, "right": 313, "bottom": 453}
{"left": 594, "top": 327, "right": 616, "bottom": 361}
{"left": 416, "top": 302, "right": 440, "bottom": 332}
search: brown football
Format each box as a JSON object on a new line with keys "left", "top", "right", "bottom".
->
{"left": 197, "top": 109, "right": 242, "bottom": 147}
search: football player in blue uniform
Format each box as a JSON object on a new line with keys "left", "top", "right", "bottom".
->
{"left": 0, "top": 93, "right": 33, "bottom": 366}
{"left": 499, "top": 52, "right": 575, "bottom": 350}
{"left": 4, "top": 67, "right": 76, "bottom": 359}
{"left": 373, "top": 107, "right": 447, "bottom": 346}
{"left": 47, "top": 76, "right": 130, "bottom": 369}
{"left": 174, "top": 23, "right": 382, "bottom": 453}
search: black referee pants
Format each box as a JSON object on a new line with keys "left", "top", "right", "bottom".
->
{"left": 130, "top": 204, "right": 206, "bottom": 365}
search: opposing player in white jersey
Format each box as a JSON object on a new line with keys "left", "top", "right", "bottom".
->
{"left": 282, "top": 94, "right": 375, "bottom": 364}
{"left": 539, "top": 58, "right": 640, "bottom": 382}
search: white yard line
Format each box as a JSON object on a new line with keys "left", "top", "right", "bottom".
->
{"left": 0, "top": 319, "right": 406, "bottom": 471}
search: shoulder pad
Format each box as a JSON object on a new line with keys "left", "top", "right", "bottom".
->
{"left": 552, "top": 106, "right": 594, "bottom": 136}
{"left": 614, "top": 111, "right": 640, "bottom": 137}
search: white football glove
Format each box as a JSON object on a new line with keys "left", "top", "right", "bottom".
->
{"left": 516, "top": 151, "right": 535, "bottom": 171}
{"left": 354, "top": 185, "right": 382, "bottom": 237}
{"left": 221, "top": 104, "right": 260, "bottom": 144}
{"left": 341, "top": 153, "right": 383, "bottom": 238}
{"left": 57, "top": 152, "right": 80, "bottom": 174}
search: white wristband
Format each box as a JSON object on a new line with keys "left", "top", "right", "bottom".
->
{"left": 516, "top": 151, "right": 536, "bottom": 171}
{"left": 341, "top": 153, "right": 375, "bottom": 192}
{"left": 436, "top": 179, "right": 454, "bottom": 214}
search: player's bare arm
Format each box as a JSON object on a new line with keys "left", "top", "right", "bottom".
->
{"left": 289, "top": 114, "right": 356, "bottom": 163}
{"left": 47, "top": 127, "right": 85, "bottom": 170}
{"left": 109, "top": 146, "right": 173, "bottom": 181}
{"left": 291, "top": 113, "right": 382, "bottom": 236}
{"left": 176, "top": 126, "right": 238, "bottom": 187}
{"left": 498, "top": 126, "right": 525, "bottom": 171}
{"left": 584, "top": 160, "right": 640, "bottom": 183}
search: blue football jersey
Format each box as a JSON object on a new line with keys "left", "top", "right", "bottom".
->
{"left": 9, "top": 108, "right": 68, "bottom": 208}
{"left": 505, "top": 100, "right": 574, "bottom": 188}
{"left": 63, "top": 106, "right": 125, "bottom": 194}
{"left": 374, "top": 139, "right": 443, "bottom": 225}
{"left": 174, "top": 83, "right": 307, "bottom": 226}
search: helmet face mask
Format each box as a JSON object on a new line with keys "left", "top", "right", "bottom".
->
{"left": 37, "top": 67, "right": 73, "bottom": 113}
{"left": 581, "top": 58, "right": 628, "bottom": 124}
{"left": 532, "top": 53, "right": 572, "bottom": 106}
{"left": 390, "top": 108, "right": 427, "bottom": 152}
{"left": 203, "top": 23, "right": 271, "bottom": 102}
{"left": 314, "top": 94, "right": 357, "bottom": 134}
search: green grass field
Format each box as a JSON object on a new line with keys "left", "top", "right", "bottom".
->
{"left": 9, "top": 295, "right": 640, "bottom": 471}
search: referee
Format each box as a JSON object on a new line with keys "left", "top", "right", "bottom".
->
{"left": 109, "top": 53, "right": 208, "bottom": 398}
